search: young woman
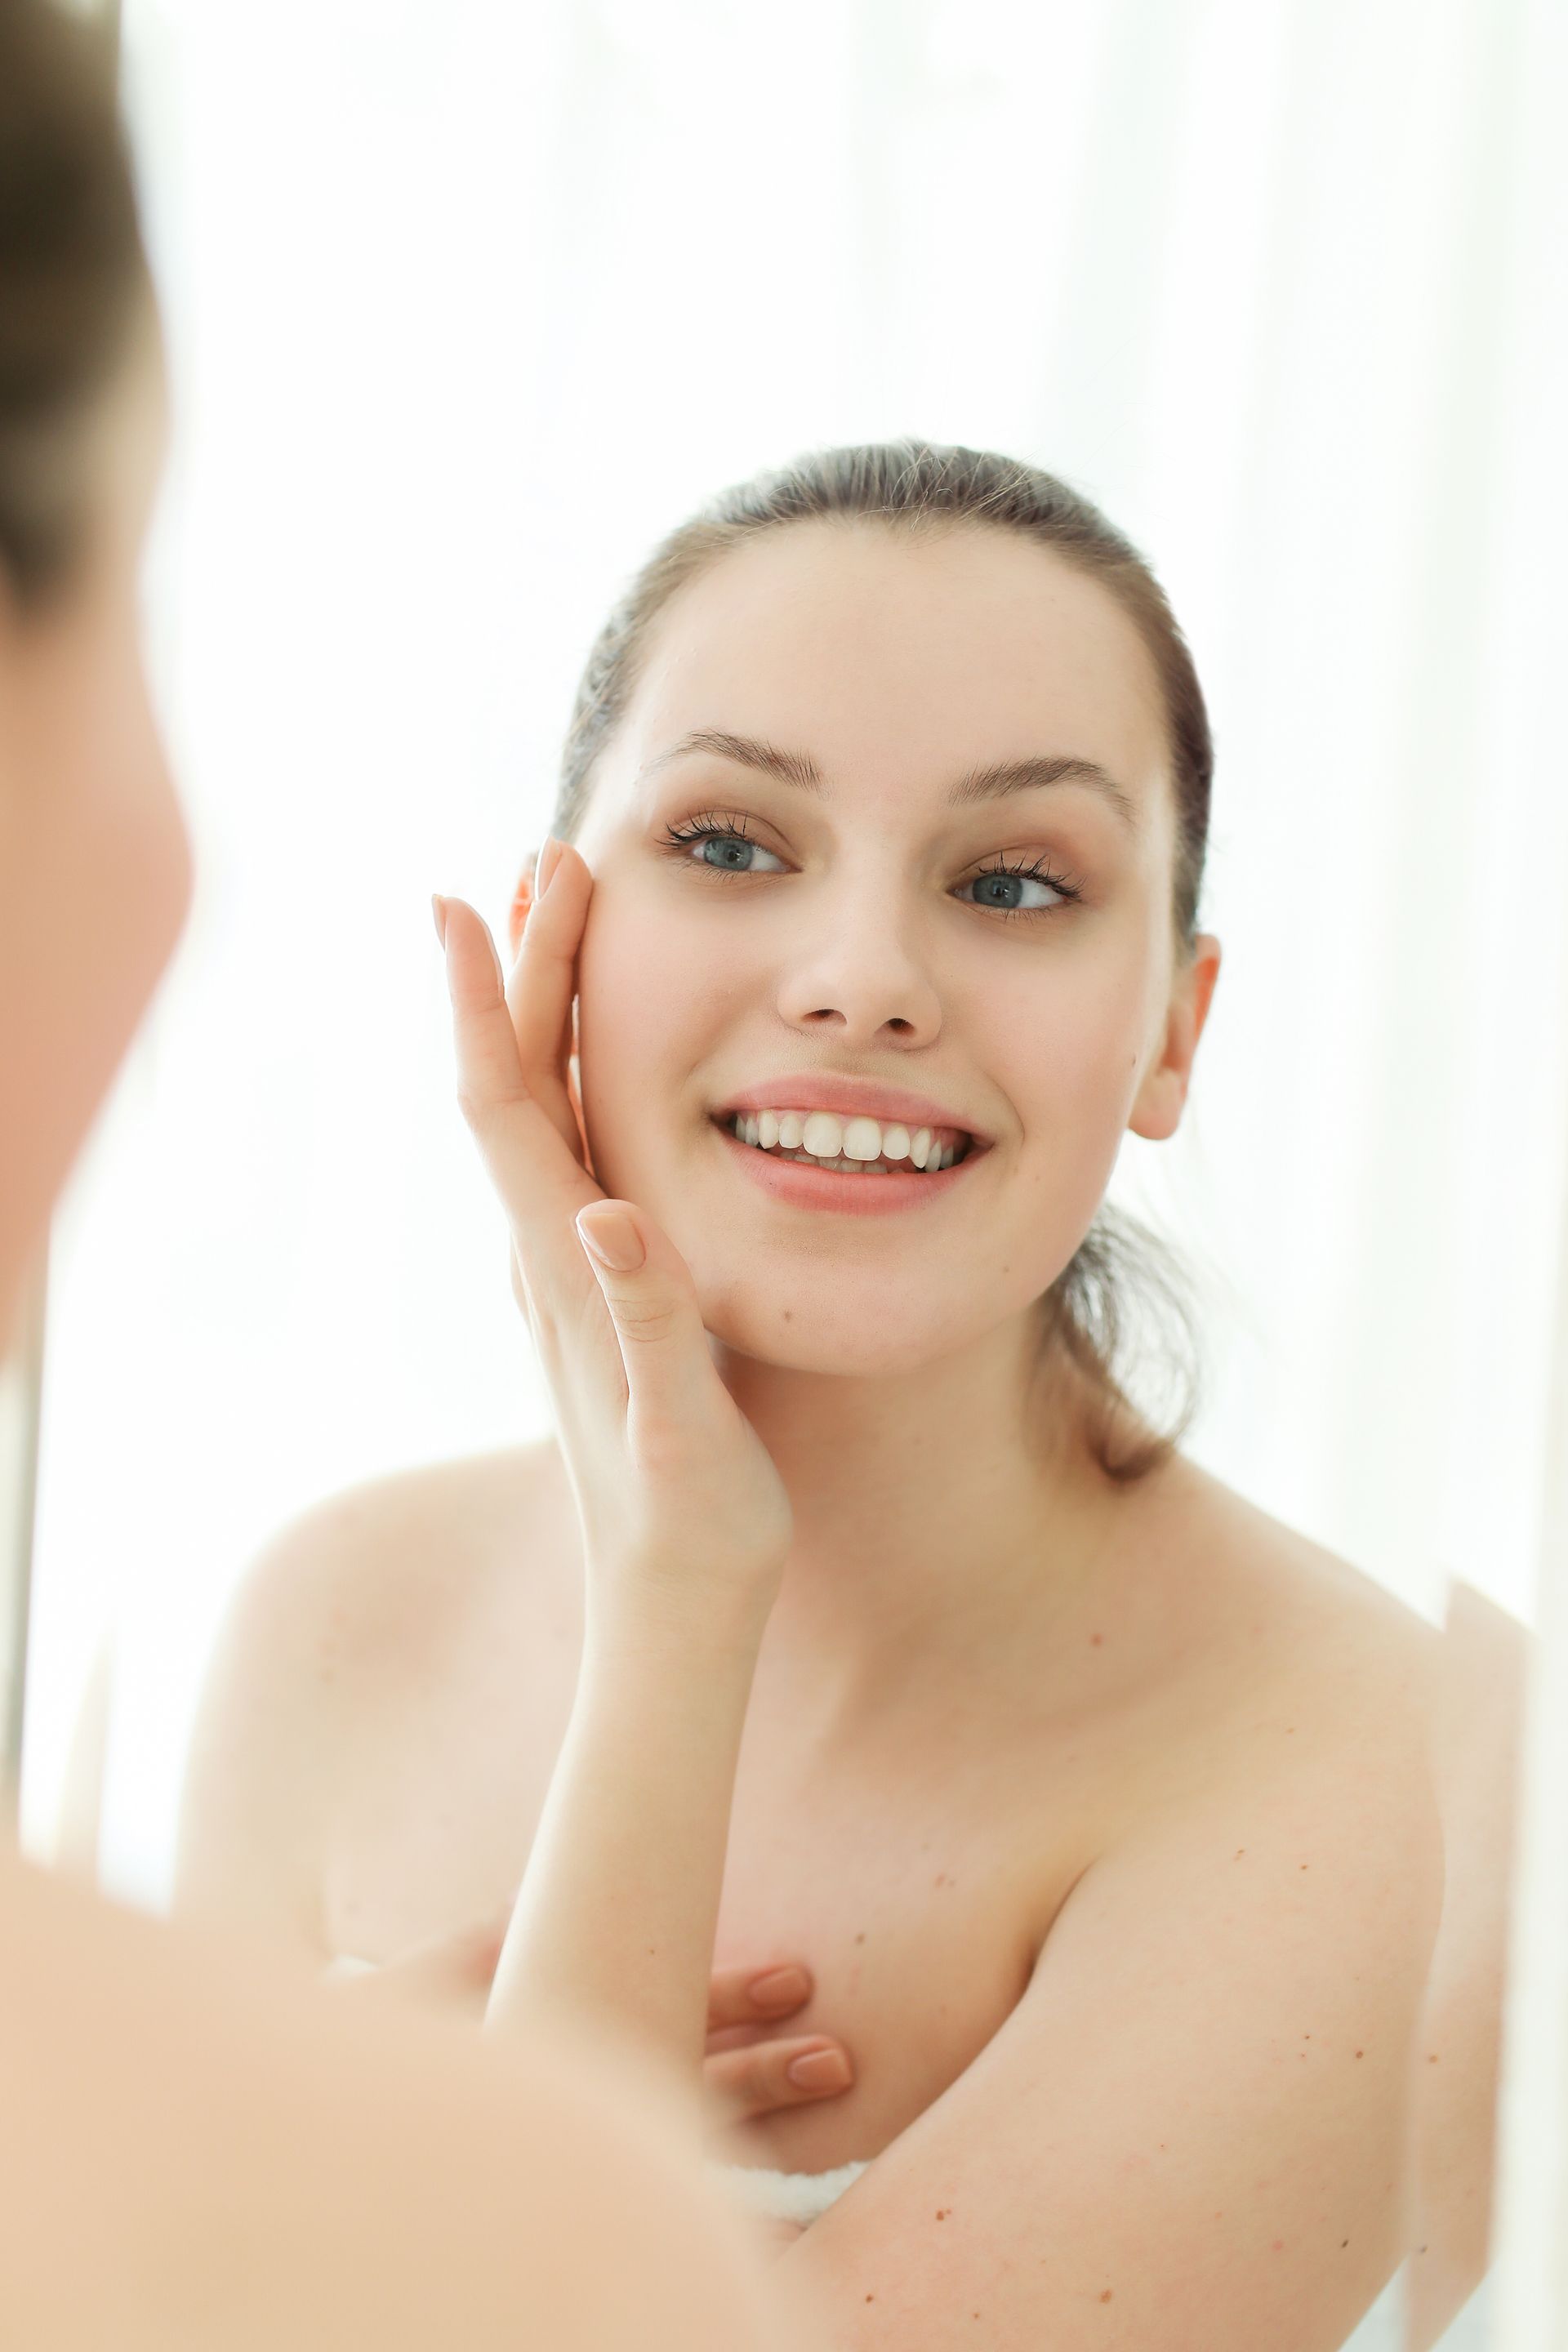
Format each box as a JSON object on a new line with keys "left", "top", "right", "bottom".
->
{"left": 176, "top": 439, "right": 1464, "bottom": 2346}
{"left": 0, "top": 6, "right": 802, "bottom": 2345}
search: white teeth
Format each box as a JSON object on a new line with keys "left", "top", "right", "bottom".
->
{"left": 726, "top": 1110, "right": 964, "bottom": 1174}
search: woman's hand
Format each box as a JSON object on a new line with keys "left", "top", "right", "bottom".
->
{"left": 327, "top": 1926, "right": 857, "bottom": 2129}
{"left": 703, "top": 1961, "right": 857, "bottom": 2131}
{"left": 434, "top": 837, "right": 793, "bottom": 1651}
{"left": 434, "top": 849, "right": 798, "bottom": 2079}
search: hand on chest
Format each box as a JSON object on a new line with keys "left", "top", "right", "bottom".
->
{"left": 707, "top": 1799, "right": 1049, "bottom": 2169}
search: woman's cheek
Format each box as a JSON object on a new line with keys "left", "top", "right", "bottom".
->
{"left": 572, "top": 908, "right": 696, "bottom": 1187}
{"left": 1015, "top": 953, "right": 1152, "bottom": 1135}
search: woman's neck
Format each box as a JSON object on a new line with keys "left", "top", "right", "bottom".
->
{"left": 712, "top": 1314, "right": 1152, "bottom": 1746}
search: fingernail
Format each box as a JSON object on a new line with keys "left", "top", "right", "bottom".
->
{"left": 749, "top": 1966, "right": 810, "bottom": 2011}
{"left": 537, "top": 835, "right": 564, "bottom": 898}
{"left": 431, "top": 893, "right": 448, "bottom": 947}
{"left": 788, "top": 2047, "right": 852, "bottom": 2092}
{"left": 577, "top": 1206, "right": 644, "bottom": 1272}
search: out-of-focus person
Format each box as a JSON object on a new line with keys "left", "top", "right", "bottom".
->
{"left": 0, "top": 5, "right": 811, "bottom": 2345}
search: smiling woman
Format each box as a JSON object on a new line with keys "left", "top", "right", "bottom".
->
{"left": 558, "top": 444, "right": 1214, "bottom": 1484}
{"left": 168, "top": 435, "right": 1472, "bottom": 2350}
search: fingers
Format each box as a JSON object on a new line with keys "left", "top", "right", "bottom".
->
{"left": 566, "top": 996, "right": 591, "bottom": 1172}
{"left": 703, "top": 2034, "right": 856, "bottom": 2125}
{"left": 707, "top": 1961, "right": 813, "bottom": 2032}
{"left": 577, "top": 1196, "right": 755, "bottom": 1468}
{"left": 436, "top": 892, "right": 539, "bottom": 1139}
{"left": 703, "top": 1961, "right": 858, "bottom": 2123}
{"left": 435, "top": 886, "right": 599, "bottom": 1254}
{"left": 503, "top": 837, "right": 588, "bottom": 1164}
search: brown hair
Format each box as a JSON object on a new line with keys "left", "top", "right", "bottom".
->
{"left": 548, "top": 439, "right": 1214, "bottom": 1480}
{"left": 0, "top": 0, "right": 150, "bottom": 614}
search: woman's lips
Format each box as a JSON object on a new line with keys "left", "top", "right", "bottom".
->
{"left": 712, "top": 1075, "right": 987, "bottom": 1143}
{"left": 710, "top": 1116, "right": 988, "bottom": 1217}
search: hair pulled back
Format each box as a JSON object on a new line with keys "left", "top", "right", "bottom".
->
{"left": 0, "top": 0, "right": 149, "bottom": 613}
{"left": 548, "top": 440, "right": 1213, "bottom": 1481}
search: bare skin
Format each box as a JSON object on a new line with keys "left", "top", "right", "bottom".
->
{"left": 175, "top": 510, "right": 1477, "bottom": 2345}
{"left": 0, "top": 286, "right": 806, "bottom": 2348}
{"left": 171, "top": 1467, "right": 1527, "bottom": 2332}
{"left": 178, "top": 1421, "right": 1449, "bottom": 2336}
{"left": 7, "top": 72, "right": 1502, "bottom": 2349}
{"left": 1405, "top": 1581, "right": 1527, "bottom": 2349}
{"left": 314, "top": 1896, "right": 861, "bottom": 2145}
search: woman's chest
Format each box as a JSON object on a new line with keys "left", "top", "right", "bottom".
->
{"left": 319, "top": 1597, "right": 1119, "bottom": 2172}
{"left": 705, "top": 1743, "right": 1086, "bottom": 2172}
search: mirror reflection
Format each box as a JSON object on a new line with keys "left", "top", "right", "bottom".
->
{"left": 11, "top": 5, "right": 1560, "bottom": 2348}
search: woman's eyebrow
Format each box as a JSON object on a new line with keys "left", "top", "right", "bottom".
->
{"left": 641, "top": 728, "right": 1140, "bottom": 831}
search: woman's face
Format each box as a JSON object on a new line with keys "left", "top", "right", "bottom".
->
{"left": 0, "top": 308, "right": 190, "bottom": 1351}
{"left": 565, "top": 519, "right": 1218, "bottom": 1379}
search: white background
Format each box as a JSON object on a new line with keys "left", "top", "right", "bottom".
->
{"left": 22, "top": 0, "right": 1567, "bottom": 1925}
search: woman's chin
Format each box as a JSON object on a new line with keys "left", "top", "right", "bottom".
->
{"left": 693, "top": 1285, "right": 981, "bottom": 1382}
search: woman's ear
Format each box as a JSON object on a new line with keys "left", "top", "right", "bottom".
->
{"left": 1128, "top": 932, "right": 1222, "bottom": 1142}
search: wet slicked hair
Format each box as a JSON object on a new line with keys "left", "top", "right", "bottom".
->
{"left": 546, "top": 440, "right": 1213, "bottom": 1480}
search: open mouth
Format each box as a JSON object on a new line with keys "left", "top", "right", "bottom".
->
{"left": 712, "top": 1111, "right": 979, "bottom": 1177}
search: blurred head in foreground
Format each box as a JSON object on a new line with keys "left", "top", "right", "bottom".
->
{"left": 0, "top": 0, "right": 189, "bottom": 1354}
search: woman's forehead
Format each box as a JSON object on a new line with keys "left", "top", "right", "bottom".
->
{"left": 618, "top": 521, "right": 1169, "bottom": 812}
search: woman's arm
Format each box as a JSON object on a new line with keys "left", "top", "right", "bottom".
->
{"left": 434, "top": 854, "right": 793, "bottom": 2096}
{"left": 171, "top": 1453, "right": 860, "bottom": 2136}
{"left": 773, "top": 1676, "right": 1442, "bottom": 2351}
{"left": 486, "top": 1610, "right": 765, "bottom": 2099}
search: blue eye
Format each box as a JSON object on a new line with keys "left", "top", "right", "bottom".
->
{"left": 956, "top": 862, "right": 1078, "bottom": 918}
{"left": 658, "top": 811, "right": 1083, "bottom": 922}
{"left": 662, "top": 814, "right": 787, "bottom": 877}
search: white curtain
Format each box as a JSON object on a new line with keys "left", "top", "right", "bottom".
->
{"left": 24, "top": 0, "right": 1563, "bottom": 1985}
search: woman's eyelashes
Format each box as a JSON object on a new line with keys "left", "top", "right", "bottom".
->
{"left": 657, "top": 808, "right": 1085, "bottom": 923}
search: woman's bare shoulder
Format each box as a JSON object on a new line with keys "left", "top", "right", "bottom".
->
{"left": 1063, "top": 1462, "right": 1450, "bottom": 2039}
{"left": 174, "top": 1437, "right": 577, "bottom": 1934}
{"left": 1127, "top": 1450, "right": 1435, "bottom": 1664}
{"left": 231, "top": 1437, "right": 576, "bottom": 1678}
{"left": 1116, "top": 1454, "right": 1446, "bottom": 1813}
{"left": 1439, "top": 1578, "right": 1530, "bottom": 1740}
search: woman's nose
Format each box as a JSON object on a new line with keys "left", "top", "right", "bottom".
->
{"left": 771, "top": 893, "right": 945, "bottom": 1044}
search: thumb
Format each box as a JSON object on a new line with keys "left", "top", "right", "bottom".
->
{"left": 575, "top": 1201, "right": 719, "bottom": 1426}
